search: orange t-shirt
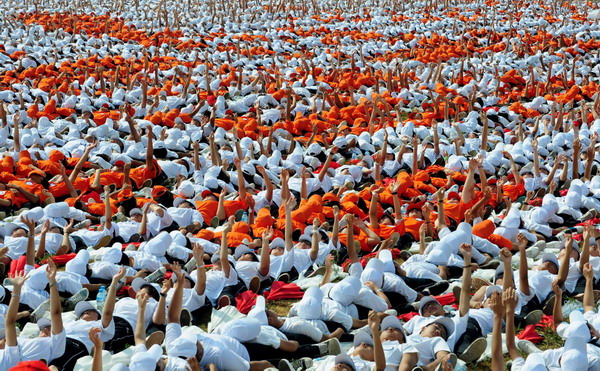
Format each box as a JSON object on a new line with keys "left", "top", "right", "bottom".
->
{"left": 8, "top": 179, "right": 48, "bottom": 207}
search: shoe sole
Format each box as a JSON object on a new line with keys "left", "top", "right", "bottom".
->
{"left": 472, "top": 277, "right": 491, "bottom": 292}
{"left": 524, "top": 310, "right": 543, "bottom": 326}
{"left": 327, "top": 338, "right": 341, "bottom": 355}
{"left": 458, "top": 337, "right": 487, "bottom": 363}
{"left": 249, "top": 276, "right": 260, "bottom": 294}
{"left": 542, "top": 295, "right": 556, "bottom": 316}
{"left": 425, "top": 281, "right": 449, "bottom": 296}
{"left": 93, "top": 235, "right": 112, "bottom": 250}
{"left": 217, "top": 295, "right": 230, "bottom": 309}
{"left": 146, "top": 331, "right": 164, "bottom": 348}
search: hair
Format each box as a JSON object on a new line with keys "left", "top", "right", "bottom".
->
{"left": 141, "top": 284, "right": 160, "bottom": 302}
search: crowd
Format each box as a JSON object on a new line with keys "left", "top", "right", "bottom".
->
{"left": 0, "top": 0, "right": 600, "bottom": 369}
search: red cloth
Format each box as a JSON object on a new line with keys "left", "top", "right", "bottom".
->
{"left": 517, "top": 325, "right": 544, "bottom": 343}
{"left": 236, "top": 290, "right": 259, "bottom": 314}
{"left": 398, "top": 312, "right": 419, "bottom": 321}
{"left": 342, "top": 248, "right": 403, "bottom": 271}
{"left": 264, "top": 281, "right": 304, "bottom": 300}
{"left": 434, "top": 292, "right": 457, "bottom": 306}
{"left": 122, "top": 242, "right": 141, "bottom": 250}
{"left": 39, "top": 253, "right": 76, "bottom": 265}
{"left": 9, "top": 360, "right": 51, "bottom": 371}
{"left": 9, "top": 256, "right": 27, "bottom": 277}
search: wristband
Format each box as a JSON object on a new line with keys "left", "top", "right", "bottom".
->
{"left": 196, "top": 264, "right": 205, "bottom": 269}
{"left": 12, "top": 294, "right": 20, "bottom": 298}
{"left": 49, "top": 282, "right": 57, "bottom": 289}
{"left": 108, "top": 284, "right": 118, "bottom": 290}
{"left": 463, "top": 265, "right": 471, "bottom": 269}
{"left": 160, "top": 292, "right": 167, "bottom": 298}
{"left": 376, "top": 289, "right": 383, "bottom": 293}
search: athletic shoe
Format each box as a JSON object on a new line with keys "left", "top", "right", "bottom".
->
{"left": 146, "top": 331, "right": 164, "bottom": 348}
{"left": 184, "top": 257, "right": 197, "bottom": 272}
{"left": 249, "top": 276, "right": 260, "bottom": 294}
{"left": 422, "top": 280, "right": 449, "bottom": 296}
{"left": 180, "top": 308, "right": 192, "bottom": 327}
{"left": 458, "top": 337, "right": 487, "bottom": 363}
{"left": 517, "top": 339, "right": 542, "bottom": 354}
{"left": 217, "top": 295, "right": 230, "bottom": 309}
{"left": 524, "top": 309, "right": 543, "bottom": 326}
{"left": 317, "top": 338, "right": 341, "bottom": 356}
{"left": 92, "top": 235, "right": 112, "bottom": 250}
{"left": 145, "top": 267, "right": 167, "bottom": 283}
{"left": 65, "top": 288, "right": 89, "bottom": 311}
{"left": 31, "top": 299, "right": 51, "bottom": 322}
{"left": 277, "top": 359, "right": 294, "bottom": 371}
{"left": 525, "top": 246, "right": 540, "bottom": 259}
{"left": 542, "top": 294, "right": 556, "bottom": 316}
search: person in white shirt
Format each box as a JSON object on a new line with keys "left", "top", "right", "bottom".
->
{"left": 105, "top": 274, "right": 167, "bottom": 353}
{"left": 17, "top": 260, "right": 66, "bottom": 364}
{"left": 50, "top": 266, "right": 123, "bottom": 370}
{"left": 0, "top": 271, "right": 28, "bottom": 370}
{"left": 168, "top": 243, "right": 208, "bottom": 325}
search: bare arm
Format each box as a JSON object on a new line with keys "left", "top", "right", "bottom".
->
{"left": 102, "top": 267, "right": 126, "bottom": 329}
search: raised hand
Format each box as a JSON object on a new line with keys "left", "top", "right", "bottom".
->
{"left": 89, "top": 327, "right": 103, "bottom": 349}
{"left": 367, "top": 310, "right": 381, "bottom": 333}
{"left": 262, "top": 226, "right": 274, "bottom": 241}
{"left": 20, "top": 216, "right": 36, "bottom": 233}
{"left": 46, "top": 259, "right": 57, "bottom": 282}
{"left": 136, "top": 291, "right": 149, "bottom": 308}
{"left": 502, "top": 287, "right": 517, "bottom": 314}
{"left": 12, "top": 270, "right": 28, "bottom": 288}
{"left": 192, "top": 243, "right": 204, "bottom": 262}
{"left": 583, "top": 262, "right": 594, "bottom": 281}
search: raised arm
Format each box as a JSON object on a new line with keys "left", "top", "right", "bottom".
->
{"left": 490, "top": 291, "right": 504, "bottom": 371}
{"left": 46, "top": 259, "right": 64, "bottom": 335}
{"left": 309, "top": 218, "right": 321, "bottom": 262}
{"left": 168, "top": 264, "right": 185, "bottom": 324}
{"left": 284, "top": 196, "right": 295, "bottom": 251}
{"left": 346, "top": 214, "right": 359, "bottom": 264}
{"left": 257, "top": 165, "right": 273, "bottom": 202}
{"left": 220, "top": 216, "right": 234, "bottom": 278}
{"left": 6, "top": 271, "right": 28, "bottom": 347}
{"left": 89, "top": 328, "right": 104, "bottom": 371}
{"left": 233, "top": 157, "right": 247, "bottom": 201}
{"left": 103, "top": 186, "right": 112, "bottom": 230}
{"left": 516, "top": 233, "right": 530, "bottom": 295}
{"left": 134, "top": 292, "right": 149, "bottom": 346}
{"left": 503, "top": 287, "right": 521, "bottom": 361}
{"left": 259, "top": 228, "right": 272, "bottom": 277}
{"left": 369, "top": 311, "right": 386, "bottom": 371}
{"left": 556, "top": 234, "right": 573, "bottom": 286}
{"left": 458, "top": 243, "right": 473, "bottom": 317}
{"left": 582, "top": 263, "right": 595, "bottom": 313}
{"left": 102, "top": 267, "right": 126, "bottom": 329}
{"left": 192, "top": 243, "right": 206, "bottom": 296}
{"left": 145, "top": 129, "right": 154, "bottom": 172}
{"left": 318, "top": 146, "right": 338, "bottom": 183}
{"left": 21, "top": 216, "right": 36, "bottom": 267}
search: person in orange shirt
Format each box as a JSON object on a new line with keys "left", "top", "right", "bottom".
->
{"left": 7, "top": 169, "right": 49, "bottom": 208}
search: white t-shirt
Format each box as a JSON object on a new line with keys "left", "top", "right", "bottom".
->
{"left": 18, "top": 330, "right": 67, "bottom": 362}
{"left": 406, "top": 334, "right": 450, "bottom": 366}
{"left": 114, "top": 297, "right": 158, "bottom": 331}
{"left": 65, "top": 319, "right": 115, "bottom": 353}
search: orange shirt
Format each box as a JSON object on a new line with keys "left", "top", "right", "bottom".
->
{"left": 8, "top": 179, "right": 48, "bottom": 207}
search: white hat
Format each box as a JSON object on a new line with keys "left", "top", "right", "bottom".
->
{"left": 102, "top": 248, "right": 123, "bottom": 264}
{"left": 297, "top": 287, "right": 323, "bottom": 320}
{"left": 378, "top": 250, "right": 395, "bottom": 273}
{"left": 166, "top": 331, "right": 198, "bottom": 358}
{"left": 129, "top": 344, "right": 163, "bottom": 369}
{"left": 144, "top": 232, "right": 172, "bottom": 256}
{"left": 178, "top": 181, "right": 196, "bottom": 198}
{"left": 248, "top": 296, "right": 268, "bottom": 325}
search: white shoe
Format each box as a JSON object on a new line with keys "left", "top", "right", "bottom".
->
{"left": 517, "top": 339, "right": 542, "bottom": 354}
{"left": 525, "top": 246, "right": 540, "bottom": 259}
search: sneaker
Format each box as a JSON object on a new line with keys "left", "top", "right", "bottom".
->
{"left": 184, "top": 257, "right": 197, "bottom": 272}
{"left": 291, "top": 358, "right": 313, "bottom": 369}
{"left": 542, "top": 294, "right": 556, "bottom": 316}
{"left": 422, "top": 280, "right": 449, "bottom": 296}
{"left": 31, "top": 299, "right": 51, "bottom": 322}
{"left": 277, "top": 273, "right": 290, "bottom": 284}
{"left": 472, "top": 277, "right": 491, "bottom": 292}
{"left": 452, "top": 286, "right": 461, "bottom": 304}
{"left": 277, "top": 359, "right": 294, "bottom": 371}
{"left": 217, "top": 295, "right": 230, "bottom": 309}
{"left": 181, "top": 308, "right": 192, "bottom": 327}
{"left": 525, "top": 246, "right": 540, "bottom": 259}
{"left": 210, "top": 216, "right": 220, "bottom": 228}
{"left": 65, "top": 288, "right": 90, "bottom": 311}
{"left": 317, "top": 338, "right": 341, "bottom": 356}
{"left": 532, "top": 240, "right": 546, "bottom": 252}
{"left": 249, "top": 276, "right": 260, "bottom": 294}
{"left": 307, "top": 266, "right": 327, "bottom": 278}
{"left": 524, "top": 309, "right": 543, "bottom": 326}
{"left": 480, "top": 260, "right": 500, "bottom": 270}
{"left": 92, "top": 235, "right": 112, "bottom": 250}
{"left": 146, "top": 331, "right": 164, "bottom": 348}
{"left": 399, "top": 250, "right": 412, "bottom": 261}
{"left": 2, "top": 278, "right": 11, "bottom": 286}
{"left": 384, "top": 309, "right": 398, "bottom": 317}
{"left": 145, "top": 267, "right": 167, "bottom": 283}
{"left": 458, "top": 337, "right": 487, "bottom": 363}
{"left": 517, "top": 339, "right": 542, "bottom": 354}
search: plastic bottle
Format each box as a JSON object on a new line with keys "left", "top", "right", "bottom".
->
{"left": 96, "top": 286, "right": 107, "bottom": 310}
{"left": 241, "top": 212, "right": 249, "bottom": 223}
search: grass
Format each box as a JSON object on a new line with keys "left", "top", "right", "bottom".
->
{"left": 470, "top": 325, "right": 565, "bottom": 370}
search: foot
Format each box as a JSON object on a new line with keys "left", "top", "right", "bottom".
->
{"left": 458, "top": 337, "right": 487, "bottom": 363}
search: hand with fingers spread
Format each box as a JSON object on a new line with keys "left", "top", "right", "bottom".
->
{"left": 89, "top": 327, "right": 103, "bottom": 349}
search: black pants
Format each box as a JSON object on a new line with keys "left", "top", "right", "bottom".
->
{"left": 454, "top": 317, "right": 483, "bottom": 354}
{"left": 402, "top": 277, "right": 437, "bottom": 292}
{"left": 50, "top": 338, "right": 89, "bottom": 371}
{"left": 243, "top": 342, "right": 321, "bottom": 363}
{"left": 220, "top": 279, "right": 247, "bottom": 306}
{"left": 191, "top": 298, "right": 213, "bottom": 326}
{"left": 105, "top": 316, "right": 134, "bottom": 353}
{"left": 282, "top": 331, "right": 319, "bottom": 346}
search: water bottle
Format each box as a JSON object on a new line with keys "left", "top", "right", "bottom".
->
{"left": 96, "top": 286, "right": 107, "bottom": 310}
{"left": 241, "top": 212, "right": 249, "bottom": 223}
{"left": 400, "top": 203, "right": 408, "bottom": 216}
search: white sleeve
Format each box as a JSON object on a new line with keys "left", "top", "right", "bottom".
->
{"left": 165, "top": 323, "right": 183, "bottom": 349}
{"left": 50, "top": 329, "right": 67, "bottom": 361}
{"left": 353, "top": 287, "right": 388, "bottom": 312}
